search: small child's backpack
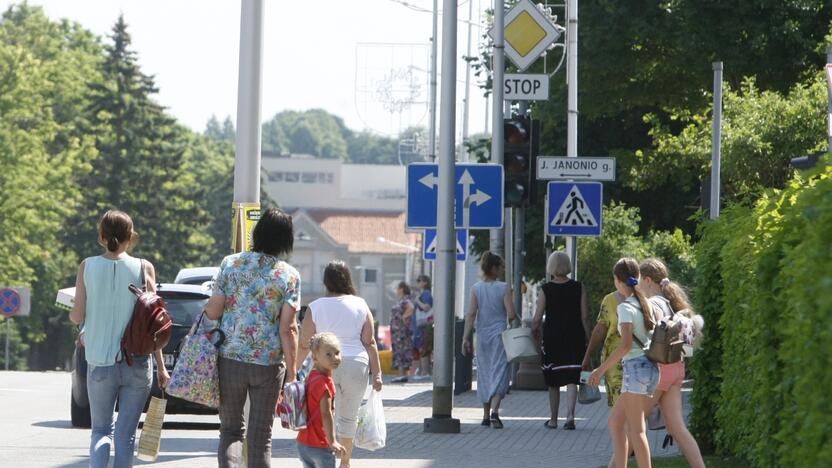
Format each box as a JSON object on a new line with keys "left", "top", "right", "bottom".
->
{"left": 120, "top": 260, "right": 173, "bottom": 365}
{"left": 277, "top": 380, "right": 307, "bottom": 431}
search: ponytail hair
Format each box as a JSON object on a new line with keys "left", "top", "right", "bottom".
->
{"left": 98, "top": 210, "right": 137, "bottom": 253}
{"left": 614, "top": 257, "right": 655, "bottom": 331}
{"left": 480, "top": 251, "right": 504, "bottom": 279}
{"left": 639, "top": 257, "right": 704, "bottom": 343}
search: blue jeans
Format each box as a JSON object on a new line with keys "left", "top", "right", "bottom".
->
{"left": 297, "top": 442, "right": 335, "bottom": 468}
{"left": 87, "top": 355, "right": 152, "bottom": 468}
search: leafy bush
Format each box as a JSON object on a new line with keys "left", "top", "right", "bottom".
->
{"left": 691, "top": 160, "right": 832, "bottom": 466}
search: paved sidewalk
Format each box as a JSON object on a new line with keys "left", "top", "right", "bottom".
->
{"left": 264, "top": 380, "right": 684, "bottom": 468}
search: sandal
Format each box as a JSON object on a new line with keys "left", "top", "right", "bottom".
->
{"left": 543, "top": 420, "right": 558, "bottom": 429}
{"left": 489, "top": 412, "right": 503, "bottom": 429}
{"left": 563, "top": 420, "right": 576, "bottom": 430}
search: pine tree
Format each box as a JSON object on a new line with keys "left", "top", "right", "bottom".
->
{"left": 80, "top": 16, "right": 209, "bottom": 280}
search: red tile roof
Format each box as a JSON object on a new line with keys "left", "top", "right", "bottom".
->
{"left": 305, "top": 210, "right": 420, "bottom": 254}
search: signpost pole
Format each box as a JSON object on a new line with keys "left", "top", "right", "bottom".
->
{"left": 234, "top": 2, "right": 264, "bottom": 459}
{"left": 5, "top": 318, "right": 9, "bottom": 371}
{"left": 710, "top": 62, "right": 723, "bottom": 220}
{"left": 424, "top": 0, "right": 460, "bottom": 434}
{"left": 489, "top": 0, "right": 505, "bottom": 258}
{"left": 565, "top": 0, "right": 579, "bottom": 276}
{"left": 233, "top": 0, "right": 265, "bottom": 250}
{"left": 429, "top": 0, "right": 438, "bottom": 162}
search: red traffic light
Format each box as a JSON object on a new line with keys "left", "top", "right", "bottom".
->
{"left": 504, "top": 120, "right": 528, "bottom": 145}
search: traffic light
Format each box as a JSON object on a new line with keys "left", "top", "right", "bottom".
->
{"left": 503, "top": 117, "right": 539, "bottom": 206}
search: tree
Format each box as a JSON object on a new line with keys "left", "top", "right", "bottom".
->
{"left": 0, "top": 4, "right": 101, "bottom": 369}
{"left": 77, "top": 16, "right": 211, "bottom": 280}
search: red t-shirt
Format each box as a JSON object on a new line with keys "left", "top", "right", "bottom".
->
{"left": 297, "top": 369, "right": 336, "bottom": 448}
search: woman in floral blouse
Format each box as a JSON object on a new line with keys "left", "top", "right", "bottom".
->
{"left": 205, "top": 208, "right": 300, "bottom": 468}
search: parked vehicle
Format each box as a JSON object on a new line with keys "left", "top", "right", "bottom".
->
{"left": 174, "top": 266, "right": 219, "bottom": 286}
{"left": 65, "top": 283, "right": 215, "bottom": 428}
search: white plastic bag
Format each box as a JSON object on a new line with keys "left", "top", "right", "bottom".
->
{"left": 354, "top": 390, "right": 386, "bottom": 451}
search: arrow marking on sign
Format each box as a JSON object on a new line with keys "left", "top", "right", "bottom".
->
{"left": 419, "top": 173, "right": 438, "bottom": 189}
{"left": 468, "top": 190, "right": 492, "bottom": 206}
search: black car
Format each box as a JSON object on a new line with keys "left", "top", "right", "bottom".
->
{"left": 70, "top": 283, "right": 215, "bottom": 428}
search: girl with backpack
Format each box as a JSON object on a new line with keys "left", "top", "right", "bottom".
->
{"left": 588, "top": 258, "right": 658, "bottom": 468}
{"left": 639, "top": 258, "right": 705, "bottom": 468}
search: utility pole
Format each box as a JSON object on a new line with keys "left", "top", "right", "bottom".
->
{"left": 489, "top": 0, "right": 505, "bottom": 257}
{"left": 826, "top": 47, "right": 832, "bottom": 151}
{"left": 232, "top": 0, "right": 265, "bottom": 252}
{"left": 428, "top": 0, "right": 439, "bottom": 162}
{"left": 710, "top": 62, "right": 723, "bottom": 220}
{"left": 424, "top": 0, "right": 460, "bottom": 434}
{"left": 456, "top": 0, "right": 474, "bottom": 321}
{"left": 565, "top": 0, "right": 578, "bottom": 275}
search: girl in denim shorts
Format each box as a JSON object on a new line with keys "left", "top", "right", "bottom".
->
{"left": 589, "top": 258, "right": 658, "bottom": 468}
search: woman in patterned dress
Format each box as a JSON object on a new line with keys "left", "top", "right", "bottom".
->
{"left": 390, "top": 281, "right": 414, "bottom": 383}
{"left": 205, "top": 208, "right": 300, "bottom": 468}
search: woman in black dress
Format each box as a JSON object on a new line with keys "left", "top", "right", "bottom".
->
{"left": 531, "top": 251, "right": 590, "bottom": 430}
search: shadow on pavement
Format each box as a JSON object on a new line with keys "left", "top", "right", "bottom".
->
{"left": 31, "top": 420, "right": 77, "bottom": 429}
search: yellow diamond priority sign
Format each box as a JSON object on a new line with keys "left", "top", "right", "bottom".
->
{"left": 489, "top": 0, "right": 561, "bottom": 72}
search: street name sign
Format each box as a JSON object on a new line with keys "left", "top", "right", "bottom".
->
{"left": 488, "top": 0, "right": 561, "bottom": 72}
{"left": 406, "top": 163, "right": 504, "bottom": 229}
{"left": 504, "top": 74, "right": 549, "bottom": 101}
{"left": 423, "top": 229, "right": 467, "bottom": 261}
{"left": 537, "top": 156, "right": 616, "bottom": 181}
{"left": 547, "top": 181, "right": 603, "bottom": 237}
{"left": 0, "top": 287, "right": 30, "bottom": 318}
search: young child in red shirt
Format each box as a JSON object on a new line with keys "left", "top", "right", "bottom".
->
{"left": 297, "top": 332, "right": 345, "bottom": 468}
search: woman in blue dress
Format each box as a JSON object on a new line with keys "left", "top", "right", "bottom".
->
{"left": 462, "top": 252, "right": 516, "bottom": 429}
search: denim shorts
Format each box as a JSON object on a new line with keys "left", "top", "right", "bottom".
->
{"left": 621, "top": 355, "right": 659, "bottom": 396}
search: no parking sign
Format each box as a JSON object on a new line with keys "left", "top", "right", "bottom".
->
{"left": 0, "top": 287, "right": 30, "bottom": 318}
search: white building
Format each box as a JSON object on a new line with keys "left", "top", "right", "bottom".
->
{"left": 262, "top": 154, "right": 421, "bottom": 324}
{"left": 261, "top": 153, "right": 406, "bottom": 211}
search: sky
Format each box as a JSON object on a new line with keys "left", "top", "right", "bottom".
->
{"left": 4, "top": 0, "right": 494, "bottom": 138}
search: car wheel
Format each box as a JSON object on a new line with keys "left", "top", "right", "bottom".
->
{"left": 71, "top": 394, "right": 91, "bottom": 428}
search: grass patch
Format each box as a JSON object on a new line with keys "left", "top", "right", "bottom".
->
{"left": 625, "top": 455, "right": 742, "bottom": 467}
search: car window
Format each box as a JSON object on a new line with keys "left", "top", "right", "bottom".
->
{"left": 163, "top": 297, "right": 209, "bottom": 325}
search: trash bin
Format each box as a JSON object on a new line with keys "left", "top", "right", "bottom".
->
{"left": 454, "top": 319, "right": 472, "bottom": 395}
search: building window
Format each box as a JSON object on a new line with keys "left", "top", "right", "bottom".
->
{"left": 301, "top": 172, "right": 317, "bottom": 183}
{"left": 285, "top": 172, "right": 300, "bottom": 183}
{"left": 267, "top": 171, "right": 284, "bottom": 182}
{"left": 364, "top": 269, "right": 378, "bottom": 284}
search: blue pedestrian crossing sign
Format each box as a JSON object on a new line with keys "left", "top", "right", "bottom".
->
{"left": 547, "top": 181, "right": 603, "bottom": 237}
{"left": 406, "top": 163, "right": 503, "bottom": 229}
{"left": 423, "top": 229, "right": 467, "bottom": 261}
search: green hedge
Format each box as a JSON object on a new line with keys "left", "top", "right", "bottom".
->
{"left": 691, "top": 161, "right": 832, "bottom": 466}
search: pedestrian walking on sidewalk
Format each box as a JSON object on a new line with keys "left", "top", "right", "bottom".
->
{"left": 296, "top": 333, "right": 345, "bottom": 468}
{"left": 462, "top": 252, "right": 516, "bottom": 429}
{"left": 589, "top": 258, "right": 658, "bottom": 468}
{"left": 390, "top": 281, "right": 414, "bottom": 383}
{"left": 298, "top": 261, "right": 383, "bottom": 468}
{"left": 639, "top": 258, "right": 705, "bottom": 468}
{"left": 411, "top": 274, "right": 434, "bottom": 378}
{"left": 205, "top": 208, "right": 300, "bottom": 468}
{"left": 532, "top": 251, "right": 590, "bottom": 430}
{"left": 582, "top": 290, "right": 624, "bottom": 408}
{"left": 69, "top": 210, "right": 170, "bottom": 468}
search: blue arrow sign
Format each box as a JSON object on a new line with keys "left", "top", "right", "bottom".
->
{"left": 423, "top": 229, "right": 468, "bottom": 261}
{"left": 547, "top": 181, "right": 603, "bottom": 236}
{"left": 406, "top": 163, "right": 503, "bottom": 229}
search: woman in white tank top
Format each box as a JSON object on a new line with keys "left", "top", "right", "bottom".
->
{"left": 298, "top": 261, "right": 383, "bottom": 468}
